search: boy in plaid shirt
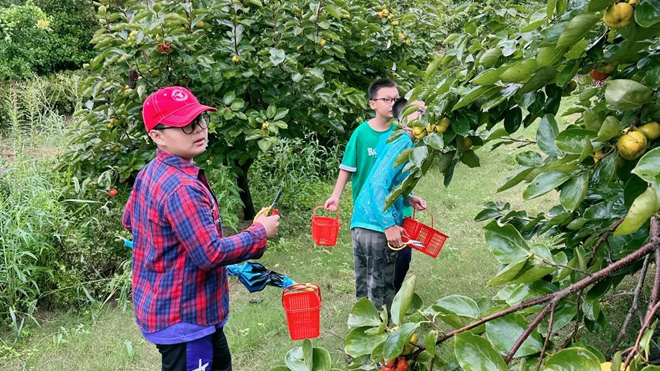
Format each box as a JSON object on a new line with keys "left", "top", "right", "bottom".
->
{"left": 123, "top": 86, "right": 279, "bottom": 371}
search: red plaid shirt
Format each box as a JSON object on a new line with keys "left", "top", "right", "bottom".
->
{"left": 122, "top": 150, "right": 267, "bottom": 333}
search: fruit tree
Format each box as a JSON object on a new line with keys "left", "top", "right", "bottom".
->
{"left": 58, "top": 0, "right": 444, "bottom": 219}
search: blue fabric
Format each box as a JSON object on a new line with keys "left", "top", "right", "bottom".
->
{"left": 144, "top": 322, "right": 218, "bottom": 345}
{"left": 350, "top": 132, "right": 414, "bottom": 232}
{"left": 185, "top": 334, "right": 214, "bottom": 371}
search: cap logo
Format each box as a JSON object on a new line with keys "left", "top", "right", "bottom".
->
{"left": 171, "top": 89, "right": 188, "bottom": 102}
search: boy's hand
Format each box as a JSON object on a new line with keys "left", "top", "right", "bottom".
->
{"left": 407, "top": 195, "right": 427, "bottom": 211}
{"left": 406, "top": 100, "right": 427, "bottom": 121}
{"left": 385, "top": 225, "right": 405, "bottom": 248}
{"left": 324, "top": 196, "right": 340, "bottom": 212}
{"left": 255, "top": 214, "right": 280, "bottom": 238}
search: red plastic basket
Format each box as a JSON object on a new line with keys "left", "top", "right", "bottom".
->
{"left": 402, "top": 209, "right": 448, "bottom": 258}
{"left": 282, "top": 283, "right": 322, "bottom": 340}
{"left": 311, "top": 206, "right": 340, "bottom": 246}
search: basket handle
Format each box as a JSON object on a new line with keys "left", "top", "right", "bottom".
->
{"left": 282, "top": 282, "right": 321, "bottom": 302}
{"left": 312, "top": 206, "right": 340, "bottom": 223}
{"left": 412, "top": 208, "right": 434, "bottom": 228}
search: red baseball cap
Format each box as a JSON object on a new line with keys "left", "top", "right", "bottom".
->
{"left": 142, "top": 86, "right": 217, "bottom": 131}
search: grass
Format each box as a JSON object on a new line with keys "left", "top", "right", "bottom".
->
{"left": 1, "top": 123, "right": 561, "bottom": 370}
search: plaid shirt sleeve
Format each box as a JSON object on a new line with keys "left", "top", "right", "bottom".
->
{"left": 164, "top": 184, "right": 267, "bottom": 270}
{"left": 122, "top": 189, "right": 135, "bottom": 230}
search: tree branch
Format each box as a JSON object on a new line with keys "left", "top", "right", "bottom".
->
{"left": 624, "top": 300, "right": 660, "bottom": 369}
{"left": 437, "top": 221, "right": 660, "bottom": 346}
{"left": 609, "top": 254, "right": 650, "bottom": 355}
{"left": 648, "top": 247, "right": 660, "bottom": 313}
{"left": 506, "top": 302, "right": 552, "bottom": 363}
{"left": 623, "top": 218, "right": 660, "bottom": 369}
{"left": 536, "top": 302, "right": 557, "bottom": 371}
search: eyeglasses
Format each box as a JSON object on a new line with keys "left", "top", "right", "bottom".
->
{"left": 154, "top": 113, "right": 208, "bottom": 134}
{"left": 371, "top": 97, "right": 400, "bottom": 104}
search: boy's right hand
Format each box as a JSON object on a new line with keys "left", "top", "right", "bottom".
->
{"left": 255, "top": 214, "right": 280, "bottom": 238}
{"left": 324, "top": 196, "right": 339, "bottom": 212}
{"left": 385, "top": 225, "right": 404, "bottom": 248}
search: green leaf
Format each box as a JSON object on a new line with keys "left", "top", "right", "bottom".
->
{"left": 425, "top": 55, "right": 443, "bottom": 82}
{"left": 488, "top": 258, "right": 529, "bottom": 286}
{"left": 605, "top": 79, "right": 653, "bottom": 111}
{"left": 556, "top": 14, "right": 600, "bottom": 50}
{"left": 429, "top": 295, "right": 481, "bottom": 320}
{"left": 312, "top": 348, "right": 331, "bottom": 371}
{"left": 509, "top": 262, "right": 555, "bottom": 284}
{"left": 555, "top": 129, "right": 598, "bottom": 154}
{"left": 258, "top": 138, "right": 272, "bottom": 152}
{"left": 484, "top": 221, "right": 530, "bottom": 264}
{"left": 498, "top": 167, "right": 534, "bottom": 192}
{"left": 423, "top": 134, "right": 444, "bottom": 151}
{"left": 486, "top": 313, "right": 544, "bottom": 357}
{"left": 223, "top": 91, "right": 236, "bottom": 105}
{"left": 578, "top": 137, "right": 594, "bottom": 163}
{"left": 632, "top": 147, "right": 660, "bottom": 183}
{"left": 348, "top": 298, "right": 381, "bottom": 329}
{"left": 646, "top": 66, "right": 660, "bottom": 89}
{"left": 614, "top": 187, "right": 659, "bottom": 236}
{"left": 544, "top": 347, "right": 601, "bottom": 371}
{"left": 230, "top": 99, "right": 245, "bottom": 111}
{"left": 504, "top": 107, "right": 523, "bottom": 134}
{"left": 547, "top": 0, "right": 557, "bottom": 19}
{"left": 471, "top": 67, "right": 506, "bottom": 86}
{"left": 303, "top": 339, "right": 314, "bottom": 370}
{"left": 461, "top": 150, "right": 480, "bottom": 168}
{"left": 597, "top": 116, "right": 622, "bottom": 141}
{"left": 517, "top": 151, "right": 543, "bottom": 167}
{"left": 537, "top": 114, "right": 563, "bottom": 156}
{"left": 560, "top": 172, "right": 589, "bottom": 211}
{"left": 344, "top": 326, "right": 388, "bottom": 358}
{"left": 635, "top": 0, "right": 660, "bottom": 28}
{"left": 583, "top": 109, "right": 602, "bottom": 131}
{"left": 391, "top": 275, "right": 416, "bottom": 326}
{"left": 524, "top": 171, "right": 571, "bottom": 199}
{"left": 383, "top": 323, "right": 420, "bottom": 362}
{"left": 588, "top": 0, "right": 614, "bottom": 12}
{"left": 454, "top": 86, "right": 502, "bottom": 110}
{"left": 269, "top": 48, "right": 286, "bottom": 65}
{"left": 324, "top": 4, "right": 342, "bottom": 19}
{"left": 285, "top": 346, "right": 307, "bottom": 371}
{"left": 410, "top": 146, "right": 428, "bottom": 168}
{"left": 425, "top": 331, "right": 438, "bottom": 358}
{"left": 454, "top": 332, "right": 508, "bottom": 371}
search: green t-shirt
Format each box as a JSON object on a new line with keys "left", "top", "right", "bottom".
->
{"left": 340, "top": 121, "right": 393, "bottom": 203}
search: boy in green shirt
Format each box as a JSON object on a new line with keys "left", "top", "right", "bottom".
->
{"left": 323, "top": 78, "right": 426, "bottom": 298}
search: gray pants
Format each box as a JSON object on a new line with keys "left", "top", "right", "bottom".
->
{"left": 351, "top": 227, "right": 397, "bottom": 312}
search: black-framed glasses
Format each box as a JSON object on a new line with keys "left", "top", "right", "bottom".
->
{"left": 154, "top": 113, "right": 208, "bottom": 134}
{"left": 371, "top": 97, "right": 400, "bottom": 104}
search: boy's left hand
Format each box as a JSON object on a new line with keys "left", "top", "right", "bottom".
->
{"left": 408, "top": 195, "right": 427, "bottom": 211}
{"left": 406, "top": 100, "right": 427, "bottom": 121}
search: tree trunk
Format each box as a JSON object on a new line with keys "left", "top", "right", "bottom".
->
{"left": 235, "top": 158, "right": 255, "bottom": 220}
